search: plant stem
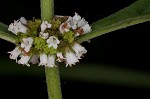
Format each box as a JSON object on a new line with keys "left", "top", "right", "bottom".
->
{"left": 40, "top": 0, "right": 54, "bottom": 20}
{"left": 45, "top": 67, "right": 62, "bottom": 99}
{"left": 40, "top": 0, "right": 62, "bottom": 99}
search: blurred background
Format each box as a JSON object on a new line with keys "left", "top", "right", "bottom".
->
{"left": 0, "top": 0, "right": 150, "bottom": 98}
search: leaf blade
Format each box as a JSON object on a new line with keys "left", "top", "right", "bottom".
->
{"left": 0, "top": 22, "right": 18, "bottom": 44}
{"left": 77, "top": 0, "right": 150, "bottom": 42}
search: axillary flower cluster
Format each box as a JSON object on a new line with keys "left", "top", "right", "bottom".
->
{"left": 8, "top": 13, "right": 92, "bottom": 67}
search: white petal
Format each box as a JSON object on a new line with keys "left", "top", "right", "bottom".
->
{"left": 21, "top": 37, "right": 33, "bottom": 52}
{"left": 8, "top": 47, "right": 21, "bottom": 61}
{"left": 8, "top": 23, "right": 18, "bottom": 35}
{"left": 59, "top": 23, "right": 70, "bottom": 34}
{"left": 75, "top": 32, "right": 80, "bottom": 37}
{"left": 18, "top": 55, "right": 30, "bottom": 66}
{"left": 39, "top": 53, "right": 48, "bottom": 66}
{"left": 57, "top": 52, "right": 65, "bottom": 62}
{"left": 67, "top": 16, "right": 77, "bottom": 30}
{"left": 8, "top": 19, "right": 27, "bottom": 34}
{"left": 81, "top": 23, "right": 92, "bottom": 34}
{"left": 47, "top": 55, "right": 55, "bottom": 67}
{"left": 47, "top": 36, "right": 60, "bottom": 49}
{"left": 77, "top": 18, "right": 87, "bottom": 27}
{"left": 40, "top": 32, "right": 49, "bottom": 39}
{"left": 65, "top": 50, "right": 79, "bottom": 67}
{"left": 20, "top": 17, "right": 27, "bottom": 25}
{"left": 73, "top": 12, "right": 81, "bottom": 24}
{"left": 30, "top": 55, "right": 39, "bottom": 64}
{"left": 17, "top": 22, "right": 27, "bottom": 33}
{"left": 72, "top": 43, "right": 87, "bottom": 59}
{"left": 41, "top": 21, "right": 52, "bottom": 32}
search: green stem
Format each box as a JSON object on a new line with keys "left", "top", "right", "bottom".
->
{"left": 45, "top": 67, "right": 62, "bottom": 99}
{"left": 40, "top": 0, "right": 62, "bottom": 99}
{"left": 40, "top": 0, "right": 54, "bottom": 20}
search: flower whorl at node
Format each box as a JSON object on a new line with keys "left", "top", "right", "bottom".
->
{"left": 8, "top": 13, "right": 92, "bottom": 67}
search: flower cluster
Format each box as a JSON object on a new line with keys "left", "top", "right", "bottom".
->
{"left": 8, "top": 13, "right": 91, "bottom": 67}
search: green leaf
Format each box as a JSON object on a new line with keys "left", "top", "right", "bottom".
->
{"left": 0, "top": 22, "right": 19, "bottom": 44}
{"left": 77, "top": 0, "right": 150, "bottom": 42}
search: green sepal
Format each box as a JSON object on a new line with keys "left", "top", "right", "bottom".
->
{"left": 43, "top": 45, "right": 57, "bottom": 55}
{"left": 27, "top": 19, "right": 41, "bottom": 36}
{"left": 34, "top": 37, "right": 46, "bottom": 50}
{"left": 62, "top": 31, "right": 75, "bottom": 43}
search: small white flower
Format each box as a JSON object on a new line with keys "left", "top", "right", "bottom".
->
{"left": 41, "top": 21, "right": 52, "bottom": 32}
{"left": 47, "top": 36, "right": 60, "bottom": 49}
{"left": 80, "top": 23, "right": 92, "bottom": 34}
{"left": 8, "top": 22, "right": 18, "bottom": 34}
{"left": 77, "top": 18, "right": 87, "bottom": 27}
{"left": 30, "top": 55, "right": 39, "bottom": 64}
{"left": 21, "top": 37, "right": 33, "bottom": 52}
{"left": 20, "top": 17, "right": 27, "bottom": 25}
{"left": 17, "top": 21, "right": 27, "bottom": 33}
{"left": 18, "top": 55, "right": 31, "bottom": 66}
{"left": 8, "top": 47, "right": 21, "bottom": 61}
{"left": 59, "top": 22, "right": 70, "bottom": 34}
{"left": 66, "top": 16, "right": 77, "bottom": 30}
{"left": 47, "top": 55, "right": 55, "bottom": 67}
{"left": 8, "top": 19, "right": 27, "bottom": 35}
{"left": 65, "top": 50, "right": 79, "bottom": 67}
{"left": 73, "top": 12, "right": 81, "bottom": 24}
{"left": 39, "top": 53, "right": 48, "bottom": 66}
{"left": 72, "top": 43, "right": 87, "bottom": 59}
{"left": 57, "top": 52, "right": 65, "bottom": 62}
{"left": 40, "top": 32, "right": 49, "bottom": 39}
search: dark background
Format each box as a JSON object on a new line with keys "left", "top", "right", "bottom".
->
{"left": 0, "top": 0, "right": 150, "bottom": 98}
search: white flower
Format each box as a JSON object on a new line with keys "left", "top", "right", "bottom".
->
{"left": 73, "top": 12, "right": 81, "bottom": 24}
{"left": 59, "top": 22, "right": 70, "bottom": 34}
{"left": 80, "top": 23, "right": 92, "bottom": 34}
{"left": 65, "top": 50, "right": 79, "bottom": 67}
{"left": 17, "top": 21, "right": 27, "bottom": 33}
{"left": 77, "top": 18, "right": 87, "bottom": 27}
{"left": 67, "top": 16, "right": 77, "bottom": 30}
{"left": 39, "top": 53, "right": 48, "bottom": 66}
{"left": 72, "top": 43, "right": 87, "bottom": 59}
{"left": 47, "top": 36, "right": 60, "bottom": 49}
{"left": 57, "top": 52, "right": 65, "bottom": 62}
{"left": 21, "top": 37, "right": 33, "bottom": 52}
{"left": 18, "top": 55, "right": 31, "bottom": 66}
{"left": 30, "top": 55, "right": 39, "bottom": 64}
{"left": 8, "top": 19, "right": 27, "bottom": 35}
{"left": 41, "top": 21, "right": 52, "bottom": 32}
{"left": 8, "top": 47, "right": 21, "bottom": 61}
{"left": 20, "top": 17, "right": 27, "bottom": 25}
{"left": 47, "top": 55, "right": 55, "bottom": 67}
{"left": 39, "top": 32, "right": 49, "bottom": 39}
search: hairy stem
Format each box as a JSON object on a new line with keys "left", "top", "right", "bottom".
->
{"left": 40, "top": 0, "right": 54, "bottom": 20}
{"left": 40, "top": 0, "right": 62, "bottom": 99}
{"left": 45, "top": 67, "right": 62, "bottom": 99}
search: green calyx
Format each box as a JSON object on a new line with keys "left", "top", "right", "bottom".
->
{"left": 34, "top": 37, "right": 46, "bottom": 50}
{"left": 27, "top": 19, "right": 41, "bottom": 37}
{"left": 44, "top": 45, "right": 57, "bottom": 55}
{"left": 63, "top": 31, "right": 75, "bottom": 43}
